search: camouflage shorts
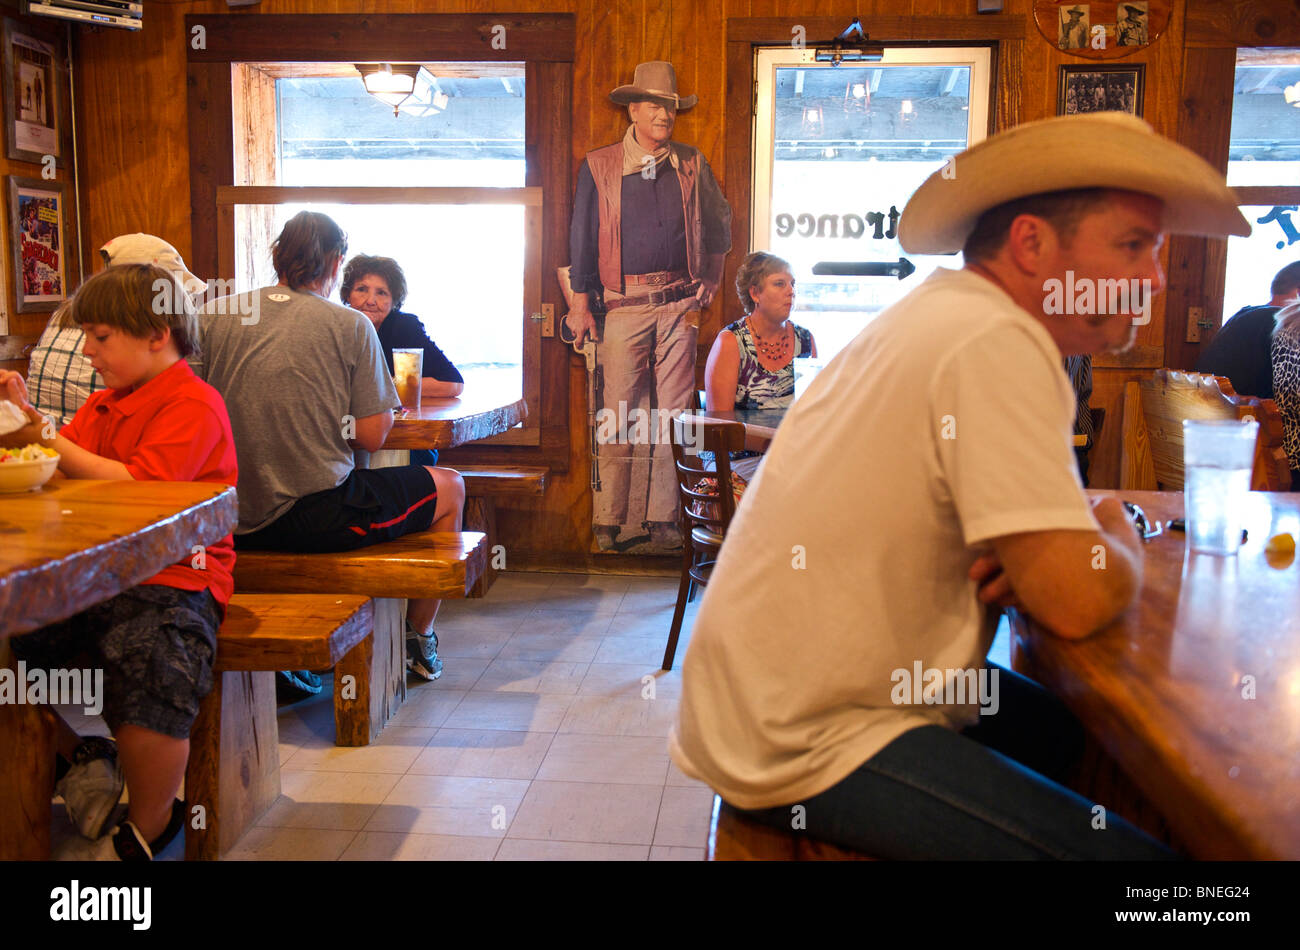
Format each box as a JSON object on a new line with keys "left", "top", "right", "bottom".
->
{"left": 12, "top": 585, "right": 220, "bottom": 739}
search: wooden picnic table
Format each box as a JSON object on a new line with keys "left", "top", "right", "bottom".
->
{"left": 0, "top": 480, "right": 238, "bottom": 638}
{"left": 1009, "top": 489, "right": 1300, "bottom": 859}
{"left": 380, "top": 378, "right": 526, "bottom": 451}
{"left": 0, "top": 479, "right": 237, "bottom": 859}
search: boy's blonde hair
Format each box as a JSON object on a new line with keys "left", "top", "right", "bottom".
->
{"left": 68, "top": 264, "right": 200, "bottom": 358}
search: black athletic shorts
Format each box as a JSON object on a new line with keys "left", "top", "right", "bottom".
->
{"left": 236, "top": 465, "right": 439, "bottom": 553}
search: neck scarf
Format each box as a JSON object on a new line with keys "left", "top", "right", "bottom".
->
{"left": 622, "top": 124, "right": 677, "bottom": 176}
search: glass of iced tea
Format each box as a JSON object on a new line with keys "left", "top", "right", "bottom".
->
{"left": 393, "top": 348, "right": 423, "bottom": 411}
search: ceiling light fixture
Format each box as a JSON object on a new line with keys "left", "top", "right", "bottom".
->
{"left": 356, "top": 63, "right": 422, "bottom": 116}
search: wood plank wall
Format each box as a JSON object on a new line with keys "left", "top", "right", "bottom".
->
{"left": 70, "top": 0, "right": 1300, "bottom": 558}
{"left": 0, "top": 5, "right": 81, "bottom": 349}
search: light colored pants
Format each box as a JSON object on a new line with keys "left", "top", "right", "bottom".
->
{"left": 593, "top": 287, "right": 698, "bottom": 527}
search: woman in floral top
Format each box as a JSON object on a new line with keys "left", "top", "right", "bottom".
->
{"left": 704, "top": 251, "right": 817, "bottom": 482}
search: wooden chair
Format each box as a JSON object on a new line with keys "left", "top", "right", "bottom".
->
{"left": 662, "top": 416, "right": 745, "bottom": 671}
{"left": 1120, "top": 369, "right": 1291, "bottom": 492}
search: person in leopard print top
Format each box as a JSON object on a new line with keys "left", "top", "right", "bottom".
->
{"left": 1271, "top": 301, "right": 1300, "bottom": 490}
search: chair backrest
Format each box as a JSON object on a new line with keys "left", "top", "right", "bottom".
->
{"left": 1120, "top": 369, "right": 1290, "bottom": 492}
{"left": 671, "top": 416, "right": 746, "bottom": 537}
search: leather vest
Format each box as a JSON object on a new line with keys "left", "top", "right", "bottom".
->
{"left": 586, "top": 140, "right": 705, "bottom": 295}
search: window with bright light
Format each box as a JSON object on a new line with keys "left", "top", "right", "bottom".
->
{"left": 1223, "top": 49, "right": 1300, "bottom": 321}
{"left": 232, "top": 63, "right": 530, "bottom": 385}
{"left": 752, "top": 47, "right": 991, "bottom": 360}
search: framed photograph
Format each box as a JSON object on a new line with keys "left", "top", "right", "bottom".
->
{"left": 3, "top": 18, "right": 60, "bottom": 164}
{"left": 1116, "top": 2, "right": 1149, "bottom": 47}
{"left": 7, "top": 176, "right": 66, "bottom": 313}
{"left": 1057, "top": 4, "right": 1090, "bottom": 50}
{"left": 1057, "top": 64, "right": 1145, "bottom": 117}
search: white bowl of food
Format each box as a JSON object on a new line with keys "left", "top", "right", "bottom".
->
{"left": 0, "top": 444, "right": 60, "bottom": 492}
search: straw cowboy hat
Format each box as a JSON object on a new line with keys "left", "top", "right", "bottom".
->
{"left": 610, "top": 61, "right": 697, "bottom": 110}
{"left": 898, "top": 113, "right": 1250, "bottom": 255}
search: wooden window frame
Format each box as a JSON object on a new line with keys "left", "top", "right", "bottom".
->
{"left": 186, "top": 13, "right": 575, "bottom": 469}
{"left": 1168, "top": 1, "right": 1300, "bottom": 372}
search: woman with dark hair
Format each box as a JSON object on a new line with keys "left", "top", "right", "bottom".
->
{"left": 197, "top": 211, "right": 463, "bottom": 683}
{"left": 340, "top": 254, "right": 464, "bottom": 467}
{"left": 340, "top": 254, "right": 464, "bottom": 399}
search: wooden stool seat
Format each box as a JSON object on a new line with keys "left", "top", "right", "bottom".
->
{"left": 231, "top": 530, "right": 488, "bottom": 598}
{"left": 230, "top": 531, "right": 486, "bottom": 750}
{"left": 456, "top": 467, "right": 547, "bottom": 598}
{"left": 458, "top": 465, "right": 548, "bottom": 497}
{"left": 706, "top": 795, "right": 878, "bottom": 861}
{"left": 186, "top": 593, "right": 373, "bottom": 860}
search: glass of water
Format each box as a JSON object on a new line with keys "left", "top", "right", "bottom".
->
{"left": 1182, "top": 418, "right": 1258, "bottom": 555}
{"left": 792, "top": 356, "right": 825, "bottom": 401}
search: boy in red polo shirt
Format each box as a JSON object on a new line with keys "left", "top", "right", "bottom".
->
{"left": 0, "top": 263, "right": 237, "bottom": 861}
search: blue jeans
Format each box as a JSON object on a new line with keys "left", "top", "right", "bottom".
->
{"left": 738, "top": 663, "right": 1180, "bottom": 859}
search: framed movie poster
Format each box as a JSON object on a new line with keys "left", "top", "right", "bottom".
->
{"left": 8, "top": 176, "right": 66, "bottom": 313}
{"left": 1057, "top": 63, "right": 1145, "bottom": 117}
{"left": 3, "top": 18, "right": 60, "bottom": 164}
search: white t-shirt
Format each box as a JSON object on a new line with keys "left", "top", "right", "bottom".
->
{"left": 668, "top": 267, "right": 1099, "bottom": 810}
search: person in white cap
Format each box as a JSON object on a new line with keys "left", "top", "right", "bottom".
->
{"left": 670, "top": 113, "right": 1248, "bottom": 859}
{"left": 26, "top": 233, "right": 206, "bottom": 426}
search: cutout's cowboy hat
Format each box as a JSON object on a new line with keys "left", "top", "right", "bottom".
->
{"left": 610, "top": 61, "right": 697, "bottom": 110}
{"left": 898, "top": 113, "right": 1250, "bottom": 255}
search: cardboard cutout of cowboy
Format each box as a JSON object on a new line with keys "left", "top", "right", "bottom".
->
{"left": 561, "top": 62, "right": 732, "bottom": 553}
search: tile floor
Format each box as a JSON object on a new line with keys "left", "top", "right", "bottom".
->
{"left": 51, "top": 570, "right": 1013, "bottom": 861}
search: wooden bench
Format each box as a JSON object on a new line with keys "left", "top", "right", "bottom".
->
{"left": 706, "top": 795, "right": 878, "bottom": 861}
{"left": 456, "top": 466, "right": 547, "bottom": 597}
{"left": 230, "top": 530, "right": 488, "bottom": 744}
{"left": 185, "top": 593, "right": 373, "bottom": 860}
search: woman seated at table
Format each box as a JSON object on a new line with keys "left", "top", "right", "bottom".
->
{"left": 703, "top": 251, "right": 817, "bottom": 481}
{"left": 1272, "top": 299, "right": 1300, "bottom": 490}
{"left": 341, "top": 254, "right": 464, "bottom": 466}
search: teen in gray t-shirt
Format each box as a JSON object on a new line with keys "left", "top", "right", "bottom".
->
{"left": 193, "top": 286, "right": 398, "bottom": 533}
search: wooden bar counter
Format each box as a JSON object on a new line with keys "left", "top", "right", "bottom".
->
{"left": 1009, "top": 489, "right": 1300, "bottom": 859}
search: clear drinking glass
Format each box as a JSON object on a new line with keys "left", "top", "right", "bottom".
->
{"left": 1182, "top": 418, "right": 1258, "bottom": 555}
{"left": 792, "top": 356, "right": 825, "bottom": 401}
{"left": 393, "top": 348, "right": 423, "bottom": 411}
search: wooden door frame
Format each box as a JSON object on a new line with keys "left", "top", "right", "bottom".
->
{"left": 722, "top": 15, "right": 1023, "bottom": 336}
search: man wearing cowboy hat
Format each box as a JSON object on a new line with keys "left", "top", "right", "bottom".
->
{"left": 670, "top": 113, "right": 1248, "bottom": 858}
{"left": 1117, "top": 3, "right": 1149, "bottom": 47}
{"left": 1059, "top": 5, "right": 1088, "bottom": 49}
{"left": 565, "top": 61, "right": 732, "bottom": 552}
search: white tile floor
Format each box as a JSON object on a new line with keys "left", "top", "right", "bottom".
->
{"left": 49, "top": 571, "right": 1014, "bottom": 861}
{"left": 233, "top": 570, "right": 710, "bottom": 861}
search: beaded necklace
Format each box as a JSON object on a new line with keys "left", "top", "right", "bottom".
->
{"left": 747, "top": 316, "right": 792, "bottom": 362}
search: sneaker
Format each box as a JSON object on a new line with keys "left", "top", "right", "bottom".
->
{"left": 55, "top": 819, "right": 152, "bottom": 862}
{"left": 405, "top": 624, "right": 443, "bottom": 681}
{"left": 275, "top": 670, "right": 323, "bottom": 703}
{"left": 57, "top": 736, "right": 124, "bottom": 840}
